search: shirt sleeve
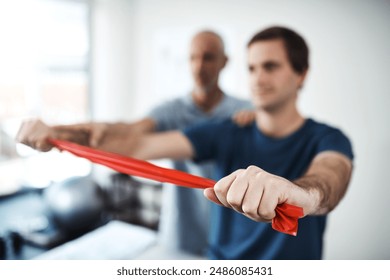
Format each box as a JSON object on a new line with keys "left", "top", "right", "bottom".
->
{"left": 147, "top": 101, "right": 177, "bottom": 132}
{"left": 317, "top": 129, "right": 354, "bottom": 160}
{"left": 182, "top": 121, "right": 220, "bottom": 162}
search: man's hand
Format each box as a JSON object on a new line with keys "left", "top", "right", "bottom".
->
{"left": 203, "top": 165, "right": 316, "bottom": 222}
{"left": 65, "top": 122, "right": 109, "bottom": 147}
{"left": 16, "top": 119, "right": 56, "bottom": 152}
{"left": 16, "top": 119, "right": 90, "bottom": 151}
{"left": 232, "top": 110, "right": 256, "bottom": 127}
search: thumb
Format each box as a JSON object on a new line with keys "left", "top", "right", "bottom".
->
{"left": 90, "top": 132, "right": 100, "bottom": 147}
{"left": 89, "top": 127, "right": 104, "bottom": 147}
{"left": 203, "top": 188, "right": 223, "bottom": 206}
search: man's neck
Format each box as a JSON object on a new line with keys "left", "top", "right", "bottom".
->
{"left": 191, "top": 86, "right": 224, "bottom": 113}
{"left": 255, "top": 103, "right": 305, "bottom": 138}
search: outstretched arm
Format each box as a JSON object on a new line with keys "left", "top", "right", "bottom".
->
{"left": 204, "top": 151, "right": 353, "bottom": 222}
{"left": 16, "top": 119, "right": 194, "bottom": 161}
{"left": 16, "top": 118, "right": 156, "bottom": 153}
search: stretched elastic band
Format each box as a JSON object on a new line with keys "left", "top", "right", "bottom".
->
{"left": 49, "top": 139, "right": 304, "bottom": 236}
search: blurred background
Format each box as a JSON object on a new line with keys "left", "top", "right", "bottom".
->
{"left": 0, "top": 0, "right": 389, "bottom": 259}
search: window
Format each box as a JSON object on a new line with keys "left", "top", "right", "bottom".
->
{"left": 0, "top": 0, "right": 91, "bottom": 194}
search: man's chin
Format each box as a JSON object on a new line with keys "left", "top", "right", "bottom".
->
{"left": 194, "top": 84, "right": 212, "bottom": 92}
{"left": 253, "top": 101, "right": 277, "bottom": 112}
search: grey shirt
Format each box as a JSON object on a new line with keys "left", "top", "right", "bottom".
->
{"left": 148, "top": 93, "right": 252, "bottom": 256}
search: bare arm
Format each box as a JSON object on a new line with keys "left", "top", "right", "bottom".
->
{"left": 16, "top": 118, "right": 194, "bottom": 161}
{"left": 55, "top": 118, "right": 156, "bottom": 146}
{"left": 204, "top": 151, "right": 353, "bottom": 222}
{"left": 16, "top": 118, "right": 156, "bottom": 153}
{"left": 129, "top": 131, "right": 195, "bottom": 161}
{"left": 87, "top": 118, "right": 157, "bottom": 154}
{"left": 293, "top": 151, "right": 353, "bottom": 215}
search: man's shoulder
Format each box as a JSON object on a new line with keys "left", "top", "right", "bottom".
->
{"left": 184, "top": 118, "right": 239, "bottom": 136}
{"left": 195, "top": 118, "right": 235, "bottom": 129}
{"left": 153, "top": 95, "right": 190, "bottom": 109}
{"left": 306, "top": 118, "right": 354, "bottom": 159}
{"left": 147, "top": 95, "right": 192, "bottom": 120}
{"left": 306, "top": 118, "right": 346, "bottom": 136}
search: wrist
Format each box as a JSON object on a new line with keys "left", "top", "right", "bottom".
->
{"left": 287, "top": 181, "right": 320, "bottom": 216}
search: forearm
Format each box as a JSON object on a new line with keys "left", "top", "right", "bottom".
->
{"left": 293, "top": 152, "right": 353, "bottom": 215}
{"left": 93, "top": 118, "right": 157, "bottom": 155}
{"left": 102, "top": 118, "right": 156, "bottom": 138}
{"left": 50, "top": 125, "right": 90, "bottom": 146}
{"left": 130, "top": 131, "right": 194, "bottom": 161}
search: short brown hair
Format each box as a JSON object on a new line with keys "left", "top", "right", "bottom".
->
{"left": 248, "top": 26, "right": 309, "bottom": 74}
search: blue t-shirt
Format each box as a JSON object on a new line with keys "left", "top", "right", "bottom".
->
{"left": 148, "top": 94, "right": 252, "bottom": 256}
{"left": 183, "top": 118, "right": 354, "bottom": 259}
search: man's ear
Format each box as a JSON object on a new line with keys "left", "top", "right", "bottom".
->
{"left": 298, "top": 69, "right": 308, "bottom": 89}
{"left": 221, "top": 55, "right": 228, "bottom": 69}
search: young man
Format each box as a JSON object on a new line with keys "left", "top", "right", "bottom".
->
{"left": 17, "top": 26, "right": 353, "bottom": 259}
{"left": 17, "top": 30, "right": 252, "bottom": 257}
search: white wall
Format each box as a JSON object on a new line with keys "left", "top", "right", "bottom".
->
{"left": 90, "top": 0, "right": 138, "bottom": 121}
{"left": 90, "top": 0, "right": 390, "bottom": 259}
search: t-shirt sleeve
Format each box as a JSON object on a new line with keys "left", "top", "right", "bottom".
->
{"left": 147, "top": 101, "right": 176, "bottom": 132}
{"left": 182, "top": 121, "right": 219, "bottom": 162}
{"left": 317, "top": 129, "right": 354, "bottom": 160}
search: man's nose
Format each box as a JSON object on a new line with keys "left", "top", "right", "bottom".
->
{"left": 193, "top": 58, "right": 205, "bottom": 72}
{"left": 253, "top": 69, "right": 269, "bottom": 86}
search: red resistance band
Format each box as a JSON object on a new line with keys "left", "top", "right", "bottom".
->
{"left": 49, "top": 139, "right": 304, "bottom": 236}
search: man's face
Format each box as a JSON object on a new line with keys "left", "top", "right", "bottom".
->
{"left": 247, "top": 39, "right": 306, "bottom": 111}
{"left": 189, "top": 34, "right": 227, "bottom": 92}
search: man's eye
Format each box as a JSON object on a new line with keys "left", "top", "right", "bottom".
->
{"left": 264, "top": 63, "right": 278, "bottom": 71}
{"left": 204, "top": 55, "right": 216, "bottom": 61}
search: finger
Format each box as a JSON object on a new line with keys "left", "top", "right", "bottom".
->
{"left": 90, "top": 124, "right": 107, "bottom": 147}
{"left": 30, "top": 129, "right": 54, "bottom": 152}
{"left": 16, "top": 123, "right": 28, "bottom": 144}
{"left": 241, "top": 174, "right": 267, "bottom": 221}
{"left": 72, "top": 123, "right": 100, "bottom": 147}
{"left": 232, "top": 113, "right": 246, "bottom": 127}
{"left": 203, "top": 188, "right": 223, "bottom": 206}
{"left": 90, "top": 130, "right": 102, "bottom": 147}
{"left": 35, "top": 136, "right": 54, "bottom": 152}
{"left": 244, "top": 113, "right": 252, "bottom": 122}
{"left": 23, "top": 120, "right": 55, "bottom": 151}
{"left": 16, "top": 121, "right": 38, "bottom": 147}
{"left": 214, "top": 170, "right": 241, "bottom": 208}
{"left": 256, "top": 176, "right": 286, "bottom": 222}
{"left": 226, "top": 172, "right": 250, "bottom": 213}
{"left": 256, "top": 186, "right": 278, "bottom": 222}
{"left": 235, "top": 166, "right": 268, "bottom": 221}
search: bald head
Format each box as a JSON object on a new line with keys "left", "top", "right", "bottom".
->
{"left": 190, "top": 30, "right": 226, "bottom": 56}
{"left": 189, "top": 30, "right": 228, "bottom": 92}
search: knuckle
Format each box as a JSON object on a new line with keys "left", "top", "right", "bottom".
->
{"left": 258, "top": 208, "right": 275, "bottom": 220}
{"left": 246, "top": 165, "right": 259, "bottom": 172}
{"left": 242, "top": 204, "right": 258, "bottom": 217}
{"left": 235, "top": 168, "right": 245, "bottom": 174}
{"left": 213, "top": 182, "right": 225, "bottom": 196}
{"left": 226, "top": 194, "right": 241, "bottom": 209}
{"left": 254, "top": 169, "right": 268, "bottom": 180}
